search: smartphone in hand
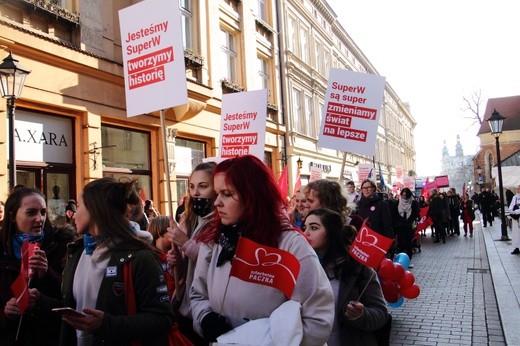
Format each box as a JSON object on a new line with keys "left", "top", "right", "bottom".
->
{"left": 52, "top": 307, "right": 87, "bottom": 317}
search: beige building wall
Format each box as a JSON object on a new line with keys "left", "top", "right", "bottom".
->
{"left": 280, "top": 0, "right": 416, "bottom": 193}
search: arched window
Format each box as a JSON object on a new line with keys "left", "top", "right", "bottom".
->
{"left": 485, "top": 151, "right": 494, "bottom": 182}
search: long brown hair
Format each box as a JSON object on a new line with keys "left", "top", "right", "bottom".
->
{"left": 81, "top": 177, "right": 154, "bottom": 251}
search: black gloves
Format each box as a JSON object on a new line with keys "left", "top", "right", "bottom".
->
{"left": 201, "top": 311, "right": 233, "bottom": 342}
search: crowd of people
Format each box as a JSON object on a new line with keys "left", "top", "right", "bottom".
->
{"left": 1, "top": 154, "right": 519, "bottom": 345}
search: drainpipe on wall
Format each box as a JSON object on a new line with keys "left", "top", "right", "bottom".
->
{"left": 275, "top": 0, "right": 290, "bottom": 172}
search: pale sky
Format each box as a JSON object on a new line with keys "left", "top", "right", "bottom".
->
{"left": 326, "top": 0, "right": 520, "bottom": 176}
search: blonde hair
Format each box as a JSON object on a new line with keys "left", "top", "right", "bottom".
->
{"left": 147, "top": 216, "right": 170, "bottom": 242}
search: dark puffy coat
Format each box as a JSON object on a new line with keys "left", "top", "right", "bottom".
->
{"left": 354, "top": 194, "right": 394, "bottom": 238}
{"left": 335, "top": 259, "right": 389, "bottom": 345}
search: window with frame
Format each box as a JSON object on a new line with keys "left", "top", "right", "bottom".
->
{"left": 222, "top": 0, "right": 240, "bottom": 13}
{"left": 101, "top": 126, "right": 150, "bottom": 171}
{"left": 49, "top": 0, "right": 76, "bottom": 12}
{"left": 264, "top": 151, "right": 273, "bottom": 169}
{"left": 257, "top": 0, "right": 267, "bottom": 22}
{"left": 292, "top": 88, "right": 304, "bottom": 133}
{"left": 287, "top": 16, "right": 297, "bottom": 52}
{"left": 323, "top": 49, "right": 330, "bottom": 76}
{"left": 256, "top": 56, "right": 269, "bottom": 91}
{"left": 304, "top": 94, "right": 316, "bottom": 137}
{"left": 220, "top": 28, "right": 238, "bottom": 82}
{"left": 101, "top": 125, "right": 152, "bottom": 202}
{"left": 300, "top": 27, "right": 309, "bottom": 63}
{"left": 174, "top": 138, "right": 207, "bottom": 203}
{"left": 291, "top": 88, "right": 317, "bottom": 137}
{"left": 315, "top": 41, "right": 323, "bottom": 74}
{"left": 179, "top": 0, "right": 193, "bottom": 50}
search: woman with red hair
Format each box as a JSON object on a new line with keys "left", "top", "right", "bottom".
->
{"left": 191, "top": 155, "right": 334, "bottom": 345}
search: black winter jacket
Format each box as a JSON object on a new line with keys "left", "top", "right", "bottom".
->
{"left": 38, "top": 239, "right": 174, "bottom": 346}
{"left": 354, "top": 194, "right": 394, "bottom": 239}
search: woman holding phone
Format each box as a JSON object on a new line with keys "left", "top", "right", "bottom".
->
{"left": 35, "top": 178, "right": 174, "bottom": 345}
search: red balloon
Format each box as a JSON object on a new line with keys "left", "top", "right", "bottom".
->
{"left": 378, "top": 258, "right": 395, "bottom": 279}
{"left": 380, "top": 278, "right": 400, "bottom": 303}
{"left": 398, "top": 271, "right": 415, "bottom": 288}
{"left": 401, "top": 283, "right": 421, "bottom": 299}
{"left": 392, "top": 262, "right": 405, "bottom": 281}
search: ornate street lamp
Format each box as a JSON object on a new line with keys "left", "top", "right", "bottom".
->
{"left": 0, "top": 52, "right": 31, "bottom": 191}
{"left": 487, "top": 109, "right": 510, "bottom": 241}
{"left": 296, "top": 156, "right": 303, "bottom": 170}
{"left": 476, "top": 165, "right": 483, "bottom": 189}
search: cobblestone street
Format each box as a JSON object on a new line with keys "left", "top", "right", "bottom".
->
{"left": 389, "top": 216, "right": 508, "bottom": 345}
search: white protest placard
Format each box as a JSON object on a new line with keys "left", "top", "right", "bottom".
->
{"left": 396, "top": 165, "right": 404, "bottom": 183}
{"left": 219, "top": 90, "right": 268, "bottom": 160}
{"left": 404, "top": 176, "right": 416, "bottom": 190}
{"left": 358, "top": 163, "right": 374, "bottom": 183}
{"left": 309, "top": 166, "right": 324, "bottom": 182}
{"left": 119, "top": 0, "right": 187, "bottom": 117}
{"left": 317, "top": 69, "right": 385, "bottom": 156}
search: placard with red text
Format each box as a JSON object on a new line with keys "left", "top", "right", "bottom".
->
{"left": 119, "top": 0, "right": 188, "bottom": 117}
{"left": 219, "top": 90, "right": 268, "bottom": 160}
{"left": 318, "top": 69, "right": 385, "bottom": 156}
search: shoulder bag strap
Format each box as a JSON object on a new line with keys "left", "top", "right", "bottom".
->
{"left": 124, "top": 261, "right": 141, "bottom": 346}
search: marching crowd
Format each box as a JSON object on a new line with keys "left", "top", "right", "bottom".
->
{"left": 1, "top": 154, "right": 520, "bottom": 346}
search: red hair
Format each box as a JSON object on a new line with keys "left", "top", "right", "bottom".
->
{"left": 197, "top": 155, "right": 290, "bottom": 247}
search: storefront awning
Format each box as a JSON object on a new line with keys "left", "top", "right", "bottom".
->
{"left": 166, "top": 99, "right": 206, "bottom": 122}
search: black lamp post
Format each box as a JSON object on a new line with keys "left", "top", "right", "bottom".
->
{"left": 487, "top": 108, "right": 510, "bottom": 241}
{"left": 0, "top": 52, "right": 31, "bottom": 191}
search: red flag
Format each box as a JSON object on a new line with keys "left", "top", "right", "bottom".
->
{"left": 27, "top": 242, "right": 40, "bottom": 279}
{"left": 349, "top": 222, "right": 394, "bottom": 269}
{"left": 416, "top": 206, "right": 433, "bottom": 233}
{"left": 278, "top": 165, "right": 289, "bottom": 198}
{"left": 230, "top": 237, "right": 301, "bottom": 299}
{"left": 293, "top": 168, "right": 301, "bottom": 193}
{"left": 421, "top": 178, "right": 437, "bottom": 200}
{"left": 10, "top": 239, "right": 30, "bottom": 314}
{"left": 138, "top": 188, "right": 147, "bottom": 203}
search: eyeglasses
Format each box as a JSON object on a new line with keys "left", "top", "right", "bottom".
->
{"left": 361, "top": 186, "right": 374, "bottom": 190}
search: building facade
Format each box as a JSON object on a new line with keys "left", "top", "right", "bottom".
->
{"left": 440, "top": 136, "right": 474, "bottom": 195}
{"left": 280, "top": 0, "right": 416, "bottom": 192}
{"left": 1, "top": 0, "right": 415, "bottom": 214}
{"left": 474, "top": 96, "right": 520, "bottom": 193}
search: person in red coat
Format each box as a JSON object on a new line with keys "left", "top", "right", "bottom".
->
{"left": 460, "top": 193, "right": 476, "bottom": 237}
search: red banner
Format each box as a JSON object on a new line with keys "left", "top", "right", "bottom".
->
{"left": 293, "top": 168, "right": 301, "bottom": 194}
{"left": 10, "top": 239, "right": 30, "bottom": 314}
{"left": 278, "top": 165, "right": 288, "bottom": 197}
{"left": 230, "top": 237, "right": 300, "bottom": 299}
{"left": 349, "top": 222, "right": 394, "bottom": 269}
{"left": 434, "top": 175, "right": 450, "bottom": 188}
{"left": 416, "top": 206, "right": 433, "bottom": 233}
{"left": 421, "top": 178, "right": 437, "bottom": 200}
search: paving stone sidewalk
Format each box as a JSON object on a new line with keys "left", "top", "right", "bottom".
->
{"left": 388, "top": 213, "right": 516, "bottom": 345}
